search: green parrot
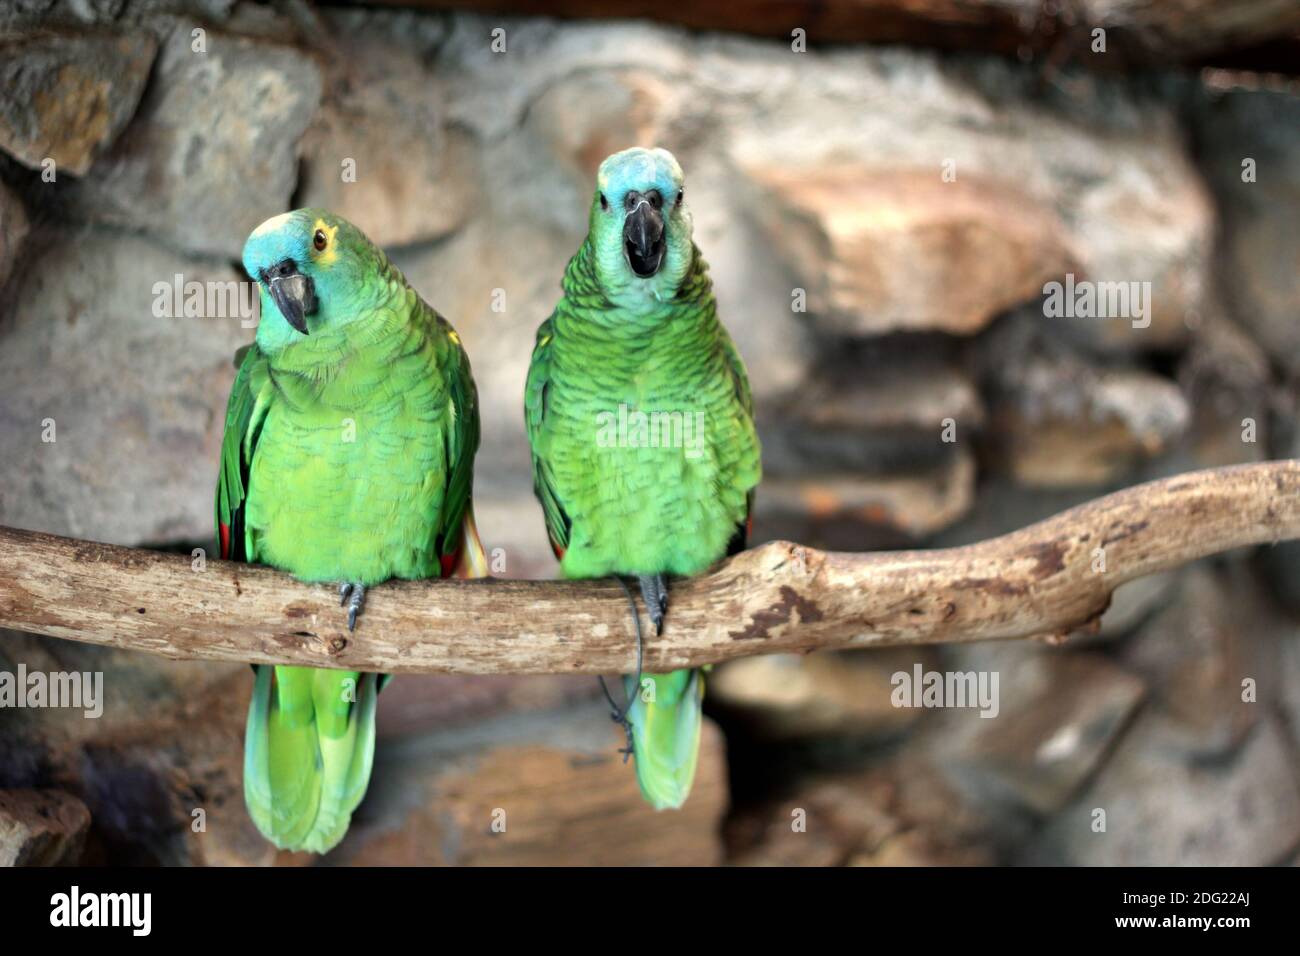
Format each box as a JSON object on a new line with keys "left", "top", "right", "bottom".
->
{"left": 216, "top": 209, "right": 484, "bottom": 853}
{"left": 524, "top": 148, "right": 762, "bottom": 809}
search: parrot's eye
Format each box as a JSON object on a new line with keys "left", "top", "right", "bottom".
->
{"left": 313, "top": 229, "right": 328, "bottom": 252}
{"left": 599, "top": 193, "right": 608, "bottom": 211}
{"left": 676, "top": 187, "right": 684, "bottom": 206}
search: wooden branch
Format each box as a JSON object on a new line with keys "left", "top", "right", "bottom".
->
{"left": 1, "top": 461, "right": 1296, "bottom": 675}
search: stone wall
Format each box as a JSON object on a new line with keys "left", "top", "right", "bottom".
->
{"left": 0, "top": 1, "right": 1298, "bottom": 865}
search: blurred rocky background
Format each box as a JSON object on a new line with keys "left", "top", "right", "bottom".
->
{"left": 1, "top": 0, "right": 1299, "bottom": 866}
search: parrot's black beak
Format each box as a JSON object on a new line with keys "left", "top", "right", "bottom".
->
{"left": 623, "top": 192, "right": 665, "bottom": 278}
{"left": 261, "top": 258, "right": 316, "bottom": 335}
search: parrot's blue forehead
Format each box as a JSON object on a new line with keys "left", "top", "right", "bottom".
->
{"left": 242, "top": 212, "right": 308, "bottom": 278}
{"left": 597, "top": 147, "right": 684, "bottom": 202}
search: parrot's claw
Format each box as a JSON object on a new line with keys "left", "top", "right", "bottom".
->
{"left": 637, "top": 573, "right": 669, "bottom": 635}
{"left": 338, "top": 582, "right": 367, "bottom": 632}
{"left": 595, "top": 576, "right": 647, "bottom": 764}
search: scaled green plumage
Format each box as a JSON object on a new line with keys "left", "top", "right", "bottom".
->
{"left": 217, "top": 208, "right": 482, "bottom": 852}
{"left": 525, "top": 148, "right": 761, "bottom": 809}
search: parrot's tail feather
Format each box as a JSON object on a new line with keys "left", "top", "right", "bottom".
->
{"left": 453, "top": 506, "right": 490, "bottom": 579}
{"left": 623, "top": 667, "right": 704, "bottom": 810}
{"left": 243, "top": 665, "right": 381, "bottom": 854}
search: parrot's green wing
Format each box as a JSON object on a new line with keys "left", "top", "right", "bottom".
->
{"left": 215, "top": 344, "right": 272, "bottom": 563}
{"left": 524, "top": 316, "right": 571, "bottom": 559}
{"left": 721, "top": 328, "right": 755, "bottom": 553}
{"left": 431, "top": 307, "right": 482, "bottom": 571}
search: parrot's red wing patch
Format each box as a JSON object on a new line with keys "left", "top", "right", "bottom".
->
{"left": 440, "top": 548, "right": 461, "bottom": 579}
{"left": 726, "top": 501, "right": 753, "bottom": 558}
{"left": 219, "top": 522, "right": 231, "bottom": 561}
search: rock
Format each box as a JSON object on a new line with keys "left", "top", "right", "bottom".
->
{"left": 989, "top": 374, "right": 1190, "bottom": 487}
{"left": 728, "top": 755, "right": 997, "bottom": 867}
{"left": 0, "top": 26, "right": 156, "bottom": 176}
{"left": 756, "top": 345, "right": 979, "bottom": 538}
{"left": 1277, "top": 614, "right": 1300, "bottom": 751}
{"left": 73, "top": 669, "right": 626, "bottom": 866}
{"left": 727, "top": 777, "right": 892, "bottom": 867}
{"left": 1177, "top": 311, "right": 1272, "bottom": 469}
{"left": 523, "top": 67, "right": 687, "bottom": 189}
{"left": 60, "top": 23, "right": 321, "bottom": 257}
{"left": 61, "top": 0, "right": 128, "bottom": 23}
{"left": 1091, "top": 570, "right": 1180, "bottom": 642}
{"left": 756, "top": 449, "right": 976, "bottom": 548}
{"left": 0, "top": 629, "right": 255, "bottom": 865}
{"left": 761, "top": 345, "right": 983, "bottom": 476}
{"left": 1193, "top": 88, "right": 1300, "bottom": 378}
{"left": 927, "top": 643, "right": 1146, "bottom": 815}
{"left": 1080, "top": 0, "right": 1300, "bottom": 60}
{"left": 742, "top": 167, "right": 1075, "bottom": 337}
{"left": 1019, "top": 713, "right": 1300, "bottom": 865}
{"left": 0, "top": 629, "right": 242, "bottom": 733}
{"left": 326, "top": 704, "right": 729, "bottom": 866}
{"left": 709, "top": 647, "right": 939, "bottom": 741}
{"left": 300, "top": 121, "right": 476, "bottom": 252}
{"left": 1259, "top": 388, "right": 1300, "bottom": 614}
{"left": 1045, "top": 153, "right": 1212, "bottom": 354}
{"left": 1120, "top": 565, "right": 1265, "bottom": 757}
{"left": 79, "top": 716, "right": 252, "bottom": 866}
{"left": 1260, "top": 535, "right": 1300, "bottom": 619}
{"left": 0, "top": 0, "right": 58, "bottom": 23}
{"left": 0, "top": 182, "right": 28, "bottom": 290}
{"left": 786, "top": 354, "right": 984, "bottom": 436}
{"left": 375, "top": 674, "right": 599, "bottom": 738}
{"left": 847, "top": 829, "right": 994, "bottom": 866}
{"left": 0, "top": 228, "right": 250, "bottom": 546}
{"left": 928, "top": 478, "right": 1103, "bottom": 549}
{"left": 725, "top": 50, "right": 1212, "bottom": 352}
{"left": 0, "top": 788, "right": 91, "bottom": 865}
{"left": 296, "top": 26, "right": 477, "bottom": 249}
{"left": 979, "top": 319, "right": 1190, "bottom": 486}
{"left": 0, "top": 629, "right": 653, "bottom": 866}
{"left": 73, "top": 1, "right": 243, "bottom": 24}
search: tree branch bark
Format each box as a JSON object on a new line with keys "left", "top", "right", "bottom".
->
{"left": 1, "top": 461, "right": 1296, "bottom": 675}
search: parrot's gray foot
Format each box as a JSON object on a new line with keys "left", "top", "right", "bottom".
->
{"left": 338, "top": 582, "right": 367, "bottom": 632}
{"left": 597, "top": 576, "right": 647, "bottom": 764}
{"left": 638, "top": 573, "right": 669, "bottom": 635}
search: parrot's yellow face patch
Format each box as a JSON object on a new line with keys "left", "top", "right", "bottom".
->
{"left": 311, "top": 219, "right": 340, "bottom": 267}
